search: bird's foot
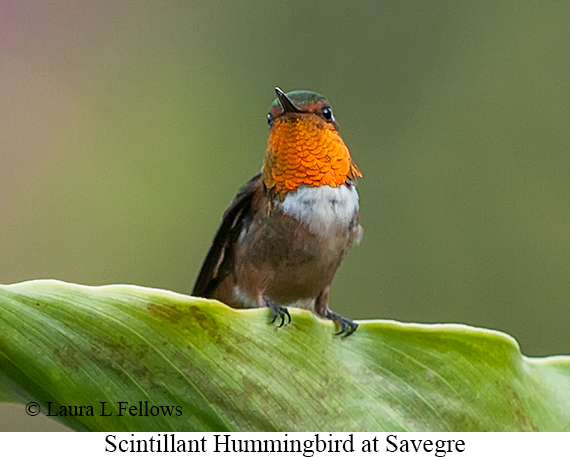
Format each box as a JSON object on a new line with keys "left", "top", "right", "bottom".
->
{"left": 264, "top": 297, "right": 291, "bottom": 328}
{"left": 325, "top": 310, "right": 358, "bottom": 337}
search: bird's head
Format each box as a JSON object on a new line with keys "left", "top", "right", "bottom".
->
{"left": 263, "top": 87, "right": 361, "bottom": 195}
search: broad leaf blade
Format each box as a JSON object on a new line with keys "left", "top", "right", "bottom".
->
{"left": 0, "top": 280, "right": 569, "bottom": 431}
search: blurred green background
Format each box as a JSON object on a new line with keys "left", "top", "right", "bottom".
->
{"left": 2, "top": 0, "right": 570, "bottom": 370}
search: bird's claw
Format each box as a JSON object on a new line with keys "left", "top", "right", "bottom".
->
{"left": 265, "top": 298, "right": 291, "bottom": 327}
{"left": 327, "top": 311, "right": 358, "bottom": 337}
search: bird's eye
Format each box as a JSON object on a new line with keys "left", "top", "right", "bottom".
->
{"left": 321, "top": 107, "right": 333, "bottom": 122}
{"left": 267, "top": 113, "right": 274, "bottom": 126}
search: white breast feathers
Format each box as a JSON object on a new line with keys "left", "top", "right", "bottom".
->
{"left": 280, "top": 184, "right": 359, "bottom": 237}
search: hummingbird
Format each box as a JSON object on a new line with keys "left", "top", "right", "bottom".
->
{"left": 193, "top": 88, "right": 362, "bottom": 336}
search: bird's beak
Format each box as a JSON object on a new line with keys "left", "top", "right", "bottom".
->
{"left": 275, "top": 87, "right": 301, "bottom": 113}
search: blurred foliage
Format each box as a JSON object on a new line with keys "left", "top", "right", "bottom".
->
{"left": 1, "top": 0, "right": 570, "bottom": 371}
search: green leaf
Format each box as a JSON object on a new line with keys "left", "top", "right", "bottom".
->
{"left": 0, "top": 280, "right": 569, "bottom": 431}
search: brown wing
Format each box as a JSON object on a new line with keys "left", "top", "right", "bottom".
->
{"left": 192, "top": 172, "right": 262, "bottom": 298}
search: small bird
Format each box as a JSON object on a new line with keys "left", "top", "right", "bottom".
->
{"left": 193, "top": 88, "right": 362, "bottom": 336}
